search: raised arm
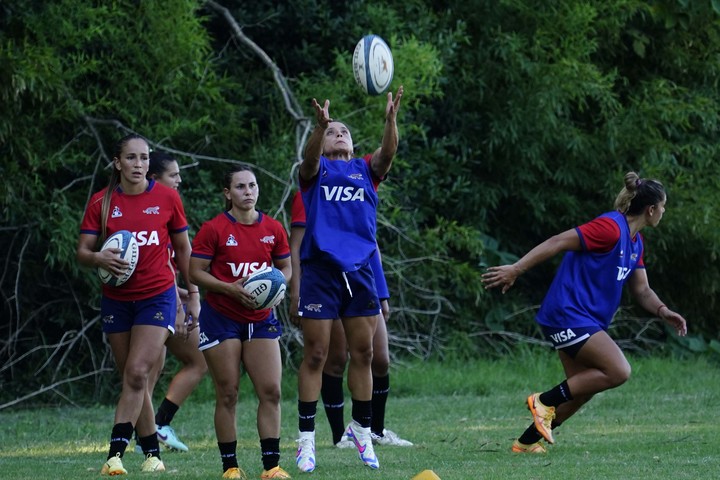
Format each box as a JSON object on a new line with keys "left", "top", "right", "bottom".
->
{"left": 301, "top": 98, "right": 332, "bottom": 182}
{"left": 370, "top": 85, "right": 404, "bottom": 178}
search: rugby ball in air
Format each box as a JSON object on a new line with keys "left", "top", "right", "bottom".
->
{"left": 243, "top": 266, "right": 287, "bottom": 310}
{"left": 97, "top": 230, "right": 139, "bottom": 287}
{"left": 352, "top": 34, "right": 394, "bottom": 95}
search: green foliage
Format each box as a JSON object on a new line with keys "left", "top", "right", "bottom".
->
{"left": 3, "top": 0, "right": 720, "bottom": 407}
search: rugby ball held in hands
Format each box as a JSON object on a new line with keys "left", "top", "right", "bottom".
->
{"left": 243, "top": 266, "right": 287, "bottom": 310}
{"left": 353, "top": 34, "right": 394, "bottom": 95}
{"left": 97, "top": 230, "right": 139, "bottom": 287}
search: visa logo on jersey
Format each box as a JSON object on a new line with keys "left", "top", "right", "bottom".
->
{"left": 130, "top": 231, "right": 161, "bottom": 246}
{"left": 321, "top": 185, "right": 365, "bottom": 202}
{"left": 616, "top": 266, "right": 632, "bottom": 281}
{"left": 226, "top": 262, "right": 269, "bottom": 278}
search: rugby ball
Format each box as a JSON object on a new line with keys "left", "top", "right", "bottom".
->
{"left": 243, "top": 266, "right": 287, "bottom": 310}
{"left": 97, "top": 230, "right": 139, "bottom": 287}
{"left": 352, "top": 34, "right": 394, "bottom": 95}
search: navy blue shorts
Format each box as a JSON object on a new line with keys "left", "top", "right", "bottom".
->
{"left": 100, "top": 285, "right": 177, "bottom": 334}
{"left": 539, "top": 324, "right": 604, "bottom": 358}
{"left": 198, "top": 300, "right": 282, "bottom": 351}
{"left": 298, "top": 262, "right": 380, "bottom": 319}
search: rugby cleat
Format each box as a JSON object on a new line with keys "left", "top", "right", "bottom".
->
{"left": 371, "top": 429, "right": 413, "bottom": 446}
{"left": 527, "top": 393, "right": 555, "bottom": 444}
{"left": 511, "top": 439, "right": 547, "bottom": 454}
{"left": 346, "top": 421, "right": 380, "bottom": 469}
{"left": 295, "top": 431, "right": 316, "bottom": 473}
{"left": 140, "top": 454, "right": 166, "bottom": 472}
{"left": 100, "top": 453, "right": 127, "bottom": 476}
{"left": 222, "top": 466, "right": 248, "bottom": 479}
{"left": 156, "top": 424, "right": 189, "bottom": 452}
{"left": 260, "top": 465, "right": 292, "bottom": 478}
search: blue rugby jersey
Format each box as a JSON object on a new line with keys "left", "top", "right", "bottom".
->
{"left": 536, "top": 211, "right": 644, "bottom": 330}
{"left": 300, "top": 155, "right": 380, "bottom": 272}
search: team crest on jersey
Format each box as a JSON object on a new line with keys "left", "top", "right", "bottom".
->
{"left": 630, "top": 253, "right": 638, "bottom": 261}
{"left": 111, "top": 206, "right": 122, "bottom": 218}
{"left": 348, "top": 173, "right": 364, "bottom": 180}
{"left": 226, "top": 234, "right": 238, "bottom": 246}
{"left": 143, "top": 206, "right": 160, "bottom": 215}
{"left": 260, "top": 235, "right": 275, "bottom": 244}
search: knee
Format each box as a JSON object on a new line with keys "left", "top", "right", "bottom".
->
{"left": 216, "top": 384, "right": 238, "bottom": 410}
{"left": 304, "top": 344, "right": 329, "bottom": 371}
{"left": 349, "top": 343, "right": 373, "bottom": 366}
{"left": 324, "top": 350, "right": 348, "bottom": 376}
{"left": 609, "top": 362, "right": 631, "bottom": 387}
{"left": 371, "top": 353, "right": 389, "bottom": 376}
{"left": 123, "top": 364, "right": 149, "bottom": 391}
{"left": 257, "top": 385, "right": 281, "bottom": 405}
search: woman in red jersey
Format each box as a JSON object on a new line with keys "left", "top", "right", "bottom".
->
{"left": 190, "top": 166, "right": 292, "bottom": 479}
{"left": 76, "top": 134, "right": 200, "bottom": 475}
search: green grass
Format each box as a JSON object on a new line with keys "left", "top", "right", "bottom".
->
{"left": 1, "top": 351, "right": 719, "bottom": 479}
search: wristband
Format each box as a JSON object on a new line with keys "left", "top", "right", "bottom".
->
{"left": 656, "top": 304, "right": 666, "bottom": 317}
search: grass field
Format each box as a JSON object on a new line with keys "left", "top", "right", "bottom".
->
{"left": 1, "top": 351, "right": 719, "bottom": 479}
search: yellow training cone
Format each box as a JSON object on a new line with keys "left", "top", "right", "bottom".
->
{"left": 411, "top": 470, "right": 441, "bottom": 480}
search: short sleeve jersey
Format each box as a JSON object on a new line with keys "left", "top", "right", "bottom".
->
{"left": 291, "top": 189, "right": 388, "bottom": 297}
{"left": 79, "top": 180, "right": 189, "bottom": 301}
{"left": 191, "top": 211, "right": 290, "bottom": 323}
{"left": 299, "top": 155, "right": 380, "bottom": 271}
{"left": 536, "top": 210, "right": 645, "bottom": 330}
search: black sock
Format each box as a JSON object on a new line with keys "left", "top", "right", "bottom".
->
{"left": 155, "top": 398, "right": 180, "bottom": 426}
{"left": 219, "top": 441, "right": 238, "bottom": 472}
{"left": 351, "top": 399, "right": 372, "bottom": 429}
{"left": 539, "top": 380, "right": 573, "bottom": 407}
{"left": 517, "top": 423, "right": 544, "bottom": 445}
{"left": 321, "top": 373, "right": 346, "bottom": 444}
{"left": 108, "top": 422, "right": 134, "bottom": 459}
{"left": 371, "top": 374, "right": 389, "bottom": 436}
{"left": 138, "top": 433, "right": 161, "bottom": 459}
{"left": 260, "top": 437, "right": 280, "bottom": 471}
{"left": 298, "top": 400, "right": 317, "bottom": 432}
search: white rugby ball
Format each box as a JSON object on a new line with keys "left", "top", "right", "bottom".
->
{"left": 243, "top": 266, "right": 287, "bottom": 310}
{"left": 97, "top": 230, "right": 139, "bottom": 287}
{"left": 352, "top": 34, "right": 394, "bottom": 96}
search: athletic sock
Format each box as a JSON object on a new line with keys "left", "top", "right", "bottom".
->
{"left": 138, "top": 433, "right": 161, "bottom": 459}
{"left": 298, "top": 400, "right": 317, "bottom": 432}
{"left": 351, "top": 399, "right": 372, "bottom": 429}
{"left": 260, "top": 437, "right": 280, "bottom": 471}
{"left": 371, "top": 374, "right": 389, "bottom": 436}
{"left": 517, "top": 423, "right": 544, "bottom": 445}
{"left": 108, "top": 422, "right": 134, "bottom": 459}
{"left": 321, "top": 373, "right": 346, "bottom": 444}
{"left": 155, "top": 398, "right": 180, "bottom": 426}
{"left": 219, "top": 440, "right": 238, "bottom": 471}
{"left": 539, "top": 380, "right": 573, "bottom": 407}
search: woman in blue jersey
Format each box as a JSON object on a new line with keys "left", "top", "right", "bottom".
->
{"left": 482, "top": 171, "right": 687, "bottom": 453}
{"left": 295, "top": 86, "right": 403, "bottom": 473}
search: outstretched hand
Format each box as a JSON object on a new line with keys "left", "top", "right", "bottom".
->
{"left": 385, "top": 85, "right": 403, "bottom": 121}
{"left": 311, "top": 98, "right": 332, "bottom": 128}
{"left": 660, "top": 308, "right": 688, "bottom": 337}
{"left": 481, "top": 264, "right": 523, "bottom": 294}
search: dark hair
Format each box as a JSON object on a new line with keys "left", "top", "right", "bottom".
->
{"left": 101, "top": 134, "right": 148, "bottom": 238}
{"left": 224, "top": 165, "right": 256, "bottom": 211}
{"left": 614, "top": 171, "right": 666, "bottom": 215}
{"left": 148, "top": 151, "right": 177, "bottom": 178}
